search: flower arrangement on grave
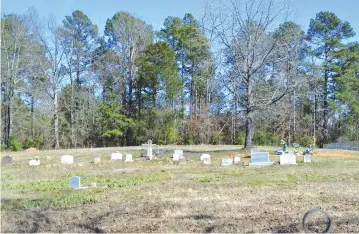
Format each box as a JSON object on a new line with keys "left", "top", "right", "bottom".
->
{"left": 281, "top": 140, "right": 288, "bottom": 153}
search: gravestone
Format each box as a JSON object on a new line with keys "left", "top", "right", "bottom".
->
{"left": 2, "top": 156, "right": 12, "bottom": 165}
{"left": 200, "top": 154, "right": 211, "bottom": 161}
{"left": 29, "top": 159, "right": 40, "bottom": 166}
{"left": 203, "top": 157, "right": 211, "bottom": 165}
{"left": 280, "top": 151, "right": 296, "bottom": 165}
{"left": 174, "top": 150, "right": 184, "bottom": 159}
{"left": 304, "top": 154, "right": 311, "bottom": 163}
{"left": 234, "top": 156, "right": 241, "bottom": 164}
{"left": 61, "top": 155, "right": 74, "bottom": 164}
{"left": 142, "top": 140, "right": 158, "bottom": 160}
{"left": 93, "top": 154, "right": 101, "bottom": 164}
{"left": 173, "top": 153, "right": 180, "bottom": 161}
{"left": 249, "top": 152, "right": 272, "bottom": 166}
{"left": 111, "top": 152, "right": 122, "bottom": 160}
{"left": 69, "top": 176, "right": 81, "bottom": 189}
{"left": 221, "top": 158, "right": 233, "bottom": 166}
{"left": 125, "top": 154, "right": 133, "bottom": 162}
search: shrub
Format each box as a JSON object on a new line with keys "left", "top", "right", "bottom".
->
{"left": 185, "top": 134, "right": 194, "bottom": 145}
{"left": 8, "top": 137, "right": 22, "bottom": 151}
{"left": 298, "top": 135, "right": 313, "bottom": 148}
{"left": 0, "top": 144, "right": 6, "bottom": 151}
{"left": 167, "top": 127, "right": 179, "bottom": 144}
{"left": 235, "top": 131, "right": 245, "bottom": 145}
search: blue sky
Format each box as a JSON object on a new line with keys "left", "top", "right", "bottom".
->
{"left": 2, "top": 0, "right": 359, "bottom": 42}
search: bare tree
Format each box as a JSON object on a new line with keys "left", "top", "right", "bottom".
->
{"left": 31, "top": 14, "right": 67, "bottom": 149}
{"left": 203, "top": 0, "right": 300, "bottom": 149}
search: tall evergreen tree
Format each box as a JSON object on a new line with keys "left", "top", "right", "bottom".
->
{"left": 307, "top": 11, "right": 355, "bottom": 145}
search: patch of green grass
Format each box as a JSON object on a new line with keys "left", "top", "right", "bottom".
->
{"left": 2, "top": 172, "right": 171, "bottom": 192}
{"left": 197, "top": 175, "right": 225, "bottom": 183}
{"left": 23, "top": 193, "right": 99, "bottom": 208}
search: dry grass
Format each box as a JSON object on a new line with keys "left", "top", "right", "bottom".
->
{"left": 1, "top": 146, "right": 359, "bottom": 233}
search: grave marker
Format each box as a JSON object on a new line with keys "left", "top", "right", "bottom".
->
{"left": 93, "top": 154, "right": 101, "bottom": 164}
{"left": 203, "top": 157, "right": 211, "bottom": 165}
{"left": 221, "top": 158, "right": 233, "bottom": 166}
{"left": 234, "top": 156, "right": 241, "bottom": 164}
{"left": 29, "top": 159, "right": 40, "bottom": 166}
{"left": 304, "top": 154, "right": 311, "bottom": 163}
{"left": 249, "top": 152, "right": 273, "bottom": 166}
{"left": 61, "top": 155, "right": 74, "bottom": 164}
{"left": 280, "top": 152, "right": 296, "bottom": 165}
{"left": 125, "top": 154, "right": 133, "bottom": 162}
{"left": 2, "top": 156, "right": 12, "bottom": 165}
{"left": 141, "top": 140, "right": 158, "bottom": 160}
{"left": 200, "top": 154, "right": 211, "bottom": 161}
{"left": 174, "top": 150, "right": 184, "bottom": 159}
{"left": 111, "top": 152, "right": 122, "bottom": 160}
{"left": 69, "top": 176, "right": 81, "bottom": 189}
{"left": 173, "top": 153, "right": 180, "bottom": 161}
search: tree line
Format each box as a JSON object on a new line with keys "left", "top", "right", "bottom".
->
{"left": 1, "top": 0, "right": 358, "bottom": 151}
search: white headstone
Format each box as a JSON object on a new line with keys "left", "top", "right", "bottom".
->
{"left": 280, "top": 152, "right": 296, "bottom": 165}
{"left": 111, "top": 152, "right": 123, "bottom": 160}
{"left": 173, "top": 153, "right": 180, "bottom": 161}
{"left": 69, "top": 176, "right": 80, "bottom": 189}
{"left": 61, "top": 155, "right": 74, "bottom": 164}
{"left": 174, "top": 150, "right": 184, "bottom": 159}
{"left": 29, "top": 159, "right": 40, "bottom": 166}
{"left": 125, "top": 154, "right": 133, "bottom": 162}
{"left": 249, "top": 152, "right": 273, "bottom": 166}
{"left": 304, "top": 154, "right": 311, "bottom": 163}
{"left": 142, "top": 140, "right": 158, "bottom": 160}
{"left": 93, "top": 155, "right": 101, "bottom": 164}
{"left": 234, "top": 156, "right": 241, "bottom": 164}
{"left": 221, "top": 158, "right": 233, "bottom": 166}
{"left": 200, "top": 154, "right": 211, "bottom": 161}
{"left": 203, "top": 157, "right": 211, "bottom": 165}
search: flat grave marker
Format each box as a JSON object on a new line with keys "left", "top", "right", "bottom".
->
{"left": 200, "top": 154, "right": 211, "bottom": 161}
{"left": 249, "top": 152, "right": 272, "bottom": 166}
{"left": 203, "top": 157, "right": 211, "bottom": 165}
{"left": 29, "top": 158, "right": 40, "bottom": 166}
{"left": 111, "top": 152, "right": 122, "bottom": 160}
{"left": 221, "top": 158, "right": 233, "bottom": 166}
{"left": 234, "top": 156, "right": 241, "bottom": 164}
{"left": 61, "top": 155, "right": 74, "bottom": 164}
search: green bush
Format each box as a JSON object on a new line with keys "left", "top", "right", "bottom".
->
{"left": 167, "top": 127, "right": 179, "bottom": 144}
{"left": 213, "top": 131, "right": 224, "bottom": 145}
{"left": 0, "top": 144, "right": 6, "bottom": 151}
{"left": 8, "top": 137, "right": 22, "bottom": 151}
{"left": 235, "top": 131, "right": 245, "bottom": 145}
{"left": 253, "top": 129, "right": 281, "bottom": 146}
{"left": 185, "top": 134, "right": 194, "bottom": 145}
{"left": 298, "top": 135, "right": 313, "bottom": 148}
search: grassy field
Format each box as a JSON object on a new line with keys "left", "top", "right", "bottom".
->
{"left": 1, "top": 145, "right": 359, "bottom": 233}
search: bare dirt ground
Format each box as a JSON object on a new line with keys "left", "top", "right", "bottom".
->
{"left": 1, "top": 146, "right": 359, "bottom": 233}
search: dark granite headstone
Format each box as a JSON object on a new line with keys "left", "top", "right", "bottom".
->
{"left": 2, "top": 156, "right": 13, "bottom": 165}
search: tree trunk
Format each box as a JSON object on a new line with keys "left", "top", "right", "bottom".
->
{"left": 54, "top": 91, "right": 60, "bottom": 149}
{"left": 244, "top": 111, "right": 254, "bottom": 149}
{"left": 7, "top": 101, "right": 12, "bottom": 145}
{"left": 70, "top": 77, "right": 75, "bottom": 148}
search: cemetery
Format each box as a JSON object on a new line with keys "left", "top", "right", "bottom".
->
{"left": 1, "top": 144, "right": 359, "bottom": 233}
